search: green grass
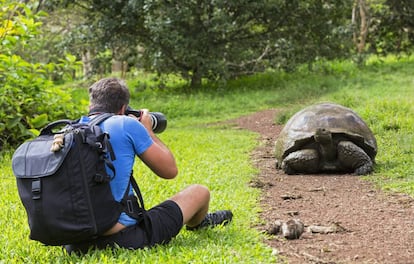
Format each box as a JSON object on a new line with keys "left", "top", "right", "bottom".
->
{"left": 1, "top": 55, "right": 414, "bottom": 263}
{"left": 0, "top": 127, "right": 275, "bottom": 263}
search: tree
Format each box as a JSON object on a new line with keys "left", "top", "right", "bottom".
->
{"left": 384, "top": 0, "right": 414, "bottom": 51}
{"left": 353, "top": 0, "right": 370, "bottom": 54}
{"left": 367, "top": 0, "right": 414, "bottom": 55}
{"left": 51, "top": 0, "right": 351, "bottom": 87}
{"left": 268, "top": 0, "right": 353, "bottom": 70}
{"left": 75, "top": 0, "right": 286, "bottom": 87}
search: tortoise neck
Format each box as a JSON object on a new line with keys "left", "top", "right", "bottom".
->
{"left": 315, "top": 129, "right": 336, "bottom": 161}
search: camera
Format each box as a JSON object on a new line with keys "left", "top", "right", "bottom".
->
{"left": 125, "top": 106, "right": 167, "bottom": 133}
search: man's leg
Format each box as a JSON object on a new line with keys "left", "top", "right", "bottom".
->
{"left": 169, "top": 184, "right": 233, "bottom": 229}
{"left": 169, "top": 184, "right": 210, "bottom": 227}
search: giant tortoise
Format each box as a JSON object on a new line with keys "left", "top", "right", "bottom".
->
{"left": 275, "top": 103, "right": 377, "bottom": 175}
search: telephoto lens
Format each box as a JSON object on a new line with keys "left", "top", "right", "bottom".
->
{"left": 125, "top": 106, "right": 167, "bottom": 133}
{"left": 149, "top": 112, "right": 167, "bottom": 133}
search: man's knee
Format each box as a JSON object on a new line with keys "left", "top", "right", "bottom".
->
{"left": 187, "top": 184, "right": 210, "bottom": 201}
{"left": 170, "top": 184, "right": 210, "bottom": 203}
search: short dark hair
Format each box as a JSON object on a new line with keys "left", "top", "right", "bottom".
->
{"left": 88, "top": 77, "right": 130, "bottom": 113}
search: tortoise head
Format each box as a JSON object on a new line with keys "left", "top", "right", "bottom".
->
{"left": 314, "top": 128, "right": 332, "bottom": 145}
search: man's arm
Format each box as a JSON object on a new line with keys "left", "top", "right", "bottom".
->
{"left": 135, "top": 109, "right": 178, "bottom": 179}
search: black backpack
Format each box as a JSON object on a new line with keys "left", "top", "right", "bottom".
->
{"left": 12, "top": 114, "right": 146, "bottom": 246}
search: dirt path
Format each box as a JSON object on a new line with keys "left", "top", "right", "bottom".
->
{"left": 231, "top": 109, "right": 414, "bottom": 264}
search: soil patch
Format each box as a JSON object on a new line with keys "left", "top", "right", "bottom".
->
{"left": 230, "top": 109, "right": 414, "bottom": 264}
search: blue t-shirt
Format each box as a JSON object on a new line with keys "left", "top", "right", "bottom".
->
{"left": 79, "top": 115, "right": 153, "bottom": 226}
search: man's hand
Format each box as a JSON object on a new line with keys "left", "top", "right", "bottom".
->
{"left": 128, "top": 108, "right": 153, "bottom": 134}
{"left": 137, "top": 109, "right": 153, "bottom": 133}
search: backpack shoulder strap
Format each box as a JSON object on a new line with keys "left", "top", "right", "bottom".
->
{"left": 121, "top": 172, "right": 152, "bottom": 241}
{"left": 130, "top": 174, "right": 152, "bottom": 241}
{"left": 85, "top": 113, "right": 116, "bottom": 180}
{"left": 88, "top": 113, "right": 114, "bottom": 126}
{"left": 130, "top": 174, "right": 146, "bottom": 210}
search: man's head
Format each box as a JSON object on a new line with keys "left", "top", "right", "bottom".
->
{"left": 88, "top": 77, "right": 130, "bottom": 114}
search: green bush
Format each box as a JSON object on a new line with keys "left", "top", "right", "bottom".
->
{"left": 0, "top": 1, "right": 82, "bottom": 149}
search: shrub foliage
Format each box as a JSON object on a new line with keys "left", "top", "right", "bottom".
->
{"left": 0, "top": 1, "right": 81, "bottom": 149}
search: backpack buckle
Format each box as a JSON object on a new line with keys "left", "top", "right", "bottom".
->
{"left": 32, "top": 179, "right": 41, "bottom": 200}
{"left": 94, "top": 173, "right": 111, "bottom": 183}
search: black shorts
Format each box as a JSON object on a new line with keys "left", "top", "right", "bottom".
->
{"left": 65, "top": 200, "right": 183, "bottom": 254}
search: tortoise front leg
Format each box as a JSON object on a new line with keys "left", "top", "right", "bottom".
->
{"left": 281, "top": 149, "right": 320, "bottom": 174}
{"left": 337, "top": 141, "right": 373, "bottom": 175}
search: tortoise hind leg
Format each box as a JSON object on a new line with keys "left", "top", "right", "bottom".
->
{"left": 338, "top": 141, "right": 373, "bottom": 175}
{"left": 281, "top": 149, "right": 319, "bottom": 174}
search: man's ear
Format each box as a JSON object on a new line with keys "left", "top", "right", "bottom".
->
{"left": 118, "top": 104, "right": 127, "bottom": 115}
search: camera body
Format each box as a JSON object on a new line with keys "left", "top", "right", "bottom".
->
{"left": 125, "top": 106, "right": 167, "bottom": 133}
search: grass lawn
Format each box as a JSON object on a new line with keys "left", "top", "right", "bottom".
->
{"left": 0, "top": 55, "right": 413, "bottom": 263}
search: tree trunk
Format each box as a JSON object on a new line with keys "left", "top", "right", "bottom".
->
{"left": 82, "top": 49, "right": 93, "bottom": 78}
{"left": 111, "top": 47, "right": 128, "bottom": 78}
{"left": 190, "top": 68, "right": 202, "bottom": 88}
{"left": 111, "top": 60, "right": 123, "bottom": 73}
{"left": 352, "top": 0, "right": 370, "bottom": 53}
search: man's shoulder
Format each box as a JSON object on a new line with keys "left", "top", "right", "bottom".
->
{"left": 105, "top": 115, "right": 146, "bottom": 131}
{"left": 106, "top": 115, "right": 134, "bottom": 123}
